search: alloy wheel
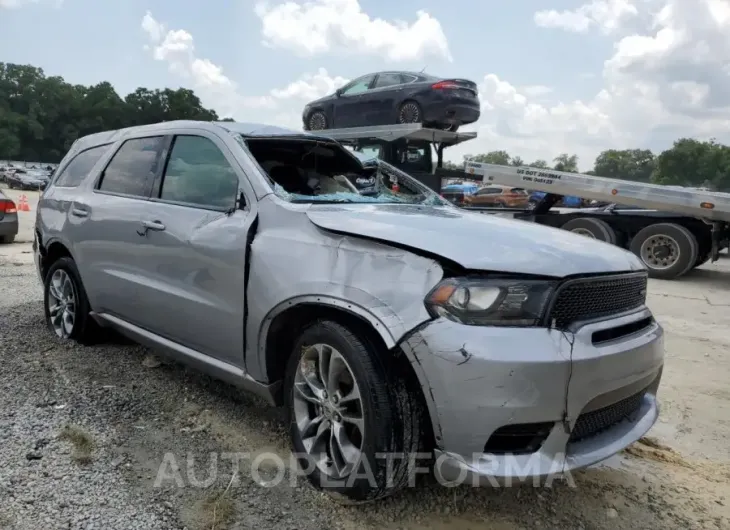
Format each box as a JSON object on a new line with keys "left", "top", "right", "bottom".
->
{"left": 309, "top": 113, "right": 326, "bottom": 130}
{"left": 47, "top": 269, "right": 77, "bottom": 338}
{"left": 399, "top": 103, "right": 421, "bottom": 124}
{"left": 292, "top": 343, "right": 365, "bottom": 479}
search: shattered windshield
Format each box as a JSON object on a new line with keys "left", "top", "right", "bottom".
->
{"left": 243, "top": 136, "right": 448, "bottom": 206}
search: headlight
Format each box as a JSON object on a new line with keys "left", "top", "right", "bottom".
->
{"left": 424, "top": 277, "right": 557, "bottom": 327}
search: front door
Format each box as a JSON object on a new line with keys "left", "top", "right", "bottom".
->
{"left": 333, "top": 74, "right": 376, "bottom": 127}
{"left": 132, "top": 132, "right": 253, "bottom": 366}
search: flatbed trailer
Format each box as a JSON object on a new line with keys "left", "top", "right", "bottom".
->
{"left": 465, "top": 161, "right": 730, "bottom": 279}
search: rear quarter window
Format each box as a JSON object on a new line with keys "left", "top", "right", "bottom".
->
{"left": 53, "top": 145, "right": 111, "bottom": 188}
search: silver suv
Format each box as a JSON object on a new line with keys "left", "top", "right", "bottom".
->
{"left": 34, "top": 121, "right": 664, "bottom": 502}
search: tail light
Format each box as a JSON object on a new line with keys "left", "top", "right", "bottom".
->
{"left": 0, "top": 199, "right": 17, "bottom": 213}
{"left": 431, "top": 81, "right": 460, "bottom": 90}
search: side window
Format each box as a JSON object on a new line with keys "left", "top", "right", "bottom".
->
{"left": 160, "top": 135, "right": 239, "bottom": 210}
{"left": 401, "top": 74, "right": 417, "bottom": 84}
{"left": 342, "top": 75, "right": 374, "bottom": 95}
{"left": 54, "top": 145, "right": 110, "bottom": 188}
{"left": 477, "top": 187, "right": 502, "bottom": 195}
{"left": 98, "top": 136, "right": 165, "bottom": 197}
{"left": 374, "top": 73, "right": 404, "bottom": 88}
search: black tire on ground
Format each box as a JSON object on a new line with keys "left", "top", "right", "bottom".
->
{"left": 397, "top": 101, "right": 422, "bottom": 124}
{"left": 306, "top": 111, "right": 328, "bottom": 131}
{"left": 0, "top": 235, "right": 15, "bottom": 244}
{"left": 694, "top": 250, "right": 712, "bottom": 268}
{"left": 629, "top": 223, "right": 698, "bottom": 280}
{"left": 560, "top": 217, "right": 617, "bottom": 245}
{"left": 43, "top": 256, "right": 104, "bottom": 344}
{"left": 285, "top": 320, "right": 425, "bottom": 503}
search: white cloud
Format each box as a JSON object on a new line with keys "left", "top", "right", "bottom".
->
{"left": 534, "top": 0, "right": 639, "bottom": 34}
{"left": 140, "top": 11, "right": 344, "bottom": 126}
{"left": 254, "top": 0, "right": 452, "bottom": 62}
{"left": 449, "top": 0, "right": 730, "bottom": 168}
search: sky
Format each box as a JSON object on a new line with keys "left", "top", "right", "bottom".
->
{"left": 1, "top": 0, "right": 730, "bottom": 170}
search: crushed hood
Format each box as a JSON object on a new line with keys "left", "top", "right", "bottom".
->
{"left": 305, "top": 204, "right": 645, "bottom": 277}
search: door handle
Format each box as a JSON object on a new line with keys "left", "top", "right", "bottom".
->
{"left": 137, "top": 220, "right": 166, "bottom": 236}
{"left": 71, "top": 207, "right": 88, "bottom": 218}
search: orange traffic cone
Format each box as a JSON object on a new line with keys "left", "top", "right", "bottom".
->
{"left": 18, "top": 194, "right": 31, "bottom": 212}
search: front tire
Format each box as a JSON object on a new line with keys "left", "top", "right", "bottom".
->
{"left": 43, "top": 257, "right": 102, "bottom": 344}
{"left": 306, "top": 111, "right": 328, "bottom": 131}
{"left": 285, "top": 320, "right": 424, "bottom": 503}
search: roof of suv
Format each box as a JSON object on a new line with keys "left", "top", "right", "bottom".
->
{"left": 69, "top": 120, "right": 323, "bottom": 154}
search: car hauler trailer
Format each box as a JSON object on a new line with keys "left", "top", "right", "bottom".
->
{"left": 318, "top": 123, "right": 478, "bottom": 194}
{"left": 465, "top": 160, "right": 730, "bottom": 279}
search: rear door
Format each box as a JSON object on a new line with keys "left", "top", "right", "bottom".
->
{"left": 370, "top": 73, "right": 409, "bottom": 122}
{"left": 130, "top": 130, "right": 253, "bottom": 365}
{"left": 71, "top": 135, "right": 167, "bottom": 320}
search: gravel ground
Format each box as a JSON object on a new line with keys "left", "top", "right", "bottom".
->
{"left": 1, "top": 237, "right": 729, "bottom": 530}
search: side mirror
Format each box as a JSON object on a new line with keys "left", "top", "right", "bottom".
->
{"left": 335, "top": 88, "right": 344, "bottom": 97}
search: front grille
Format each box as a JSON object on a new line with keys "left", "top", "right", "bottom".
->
{"left": 548, "top": 273, "right": 647, "bottom": 328}
{"left": 569, "top": 388, "right": 647, "bottom": 443}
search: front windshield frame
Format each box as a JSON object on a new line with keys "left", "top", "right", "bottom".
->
{"left": 240, "top": 134, "right": 449, "bottom": 206}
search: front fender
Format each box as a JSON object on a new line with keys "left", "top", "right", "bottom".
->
{"left": 243, "top": 200, "right": 445, "bottom": 381}
{"left": 256, "top": 289, "right": 402, "bottom": 372}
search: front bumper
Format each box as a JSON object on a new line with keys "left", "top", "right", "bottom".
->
{"left": 400, "top": 308, "right": 663, "bottom": 483}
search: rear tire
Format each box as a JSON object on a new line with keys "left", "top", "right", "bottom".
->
{"left": 0, "top": 235, "right": 15, "bottom": 244}
{"left": 43, "top": 257, "right": 104, "bottom": 345}
{"left": 561, "top": 217, "right": 617, "bottom": 245}
{"left": 397, "top": 101, "right": 422, "bottom": 124}
{"left": 629, "top": 223, "right": 698, "bottom": 279}
{"left": 285, "top": 320, "right": 425, "bottom": 503}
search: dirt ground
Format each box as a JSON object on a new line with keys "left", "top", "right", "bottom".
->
{"left": 1, "top": 189, "right": 728, "bottom": 530}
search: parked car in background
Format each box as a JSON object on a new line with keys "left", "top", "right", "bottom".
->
{"left": 0, "top": 190, "right": 18, "bottom": 244}
{"left": 440, "top": 181, "right": 479, "bottom": 205}
{"left": 6, "top": 169, "right": 50, "bottom": 190}
{"left": 303, "top": 71, "right": 480, "bottom": 132}
{"left": 463, "top": 185, "right": 529, "bottom": 208}
{"left": 35, "top": 120, "right": 663, "bottom": 504}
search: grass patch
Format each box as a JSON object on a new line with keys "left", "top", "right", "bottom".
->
{"left": 199, "top": 489, "right": 235, "bottom": 530}
{"left": 58, "top": 424, "right": 94, "bottom": 464}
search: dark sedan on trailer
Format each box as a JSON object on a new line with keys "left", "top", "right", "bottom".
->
{"left": 303, "top": 71, "right": 480, "bottom": 132}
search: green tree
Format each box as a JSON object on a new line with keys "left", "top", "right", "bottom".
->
{"left": 651, "top": 138, "right": 730, "bottom": 190}
{"left": 553, "top": 153, "right": 579, "bottom": 172}
{"left": 466, "top": 150, "right": 511, "bottom": 165}
{"left": 528, "top": 159, "right": 548, "bottom": 168}
{"left": 593, "top": 149, "right": 655, "bottom": 182}
{"left": 510, "top": 156, "right": 524, "bottom": 166}
{"left": 0, "top": 62, "right": 220, "bottom": 162}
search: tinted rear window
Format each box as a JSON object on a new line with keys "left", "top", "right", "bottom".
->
{"left": 97, "top": 136, "right": 165, "bottom": 197}
{"left": 54, "top": 145, "right": 110, "bottom": 188}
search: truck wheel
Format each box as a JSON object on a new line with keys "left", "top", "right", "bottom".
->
{"left": 285, "top": 320, "right": 424, "bottom": 503}
{"left": 560, "top": 217, "right": 617, "bottom": 244}
{"left": 694, "top": 250, "right": 712, "bottom": 268}
{"left": 630, "top": 223, "right": 698, "bottom": 279}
